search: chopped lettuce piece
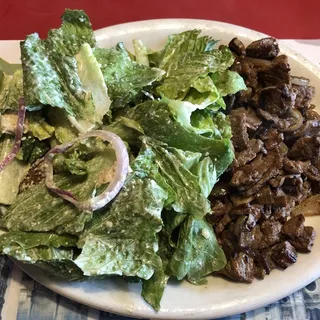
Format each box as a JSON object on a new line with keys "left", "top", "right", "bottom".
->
{"left": 74, "top": 43, "right": 111, "bottom": 126}
{"left": 103, "top": 116, "right": 144, "bottom": 146}
{"left": 47, "top": 108, "right": 78, "bottom": 144}
{"left": 35, "top": 260, "right": 85, "bottom": 281}
{"left": 1, "top": 148, "right": 116, "bottom": 234}
{"left": 20, "top": 10, "right": 108, "bottom": 132}
{"left": 154, "top": 30, "right": 234, "bottom": 99}
{"left": 141, "top": 262, "right": 169, "bottom": 311}
{"left": 141, "top": 209, "right": 185, "bottom": 311}
{"left": 27, "top": 115, "right": 55, "bottom": 140}
{"left": 0, "top": 136, "right": 29, "bottom": 205}
{"left": 167, "top": 215, "right": 226, "bottom": 284}
{"left": 75, "top": 177, "right": 166, "bottom": 279}
{"left": 192, "top": 157, "right": 216, "bottom": 198}
{"left": 94, "top": 43, "right": 164, "bottom": 108}
{"left": 184, "top": 76, "right": 221, "bottom": 109}
{"left": 126, "top": 100, "right": 233, "bottom": 176}
{"left": 132, "top": 137, "right": 210, "bottom": 217}
{"left": 16, "top": 137, "right": 50, "bottom": 164}
{"left": 0, "top": 231, "right": 76, "bottom": 263}
{"left": 211, "top": 70, "right": 246, "bottom": 96}
{"left": 0, "top": 69, "right": 23, "bottom": 112}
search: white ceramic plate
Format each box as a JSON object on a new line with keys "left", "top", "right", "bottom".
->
{"left": 8, "top": 19, "right": 320, "bottom": 319}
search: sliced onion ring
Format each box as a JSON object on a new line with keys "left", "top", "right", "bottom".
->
{"left": 45, "top": 130, "right": 129, "bottom": 212}
{"left": 0, "top": 98, "right": 26, "bottom": 172}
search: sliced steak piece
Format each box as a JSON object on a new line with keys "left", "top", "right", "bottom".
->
{"left": 246, "top": 37, "right": 279, "bottom": 60}
{"left": 282, "top": 214, "right": 305, "bottom": 238}
{"left": 234, "top": 139, "right": 264, "bottom": 168}
{"left": 220, "top": 253, "right": 255, "bottom": 282}
{"left": 260, "top": 128, "right": 284, "bottom": 151}
{"left": 231, "top": 154, "right": 266, "bottom": 188}
{"left": 258, "top": 84, "right": 296, "bottom": 116}
{"left": 229, "top": 37, "right": 246, "bottom": 56}
{"left": 245, "top": 107, "right": 262, "bottom": 130}
{"left": 231, "top": 59, "right": 258, "bottom": 89}
{"left": 284, "top": 158, "right": 320, "bottom": 181}
{"left": 291, "top": 120, "right": 320, "bottom": 138}
{"left": 260, "top": 219, "right": 283, "bottom": 247}
{"left": 230, "top": 110, "right": 249, "bottom": 151}
{"left": 259, "top": 55, "right": 290, "bottom": 86}
{"left": 305, "top": 109, "right": 320, "bottom": 121}
{"left": 282, "top": 214, "right": 316, "bottom": 252}
{"left": 270, "top": 241, "right": 297, "bottom": 269}
{"left": 293, "top": 84, "right": 315, "bottom": 111}
{"left": 288, "top": 137, "right": 320, "bottom": 160}
{"left": 233, "top": 150, "right": 283, "bottom": 196}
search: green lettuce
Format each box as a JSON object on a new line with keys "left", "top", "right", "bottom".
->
{"left": 125, "top": 100, "right": 233, "bottom": 176}
{"left": 94, "top": 43, "right": 164, "bottom": 108}
{"left": 132, "top": 137, "right": 210, "bottom": 217}
{"left": 16, "top": 137, "right": 50, "bottom": 164}
{"left": 0, "top": 136, "right": 29, "bottom": 205}
{"left": 211, "top": 70, "right": 246, "bottom": 96}
{"left": 75, "top": 177, "right": 166, "bottom": 279}
{"left": 167, "top": 215, "right": 226, "bottom": 284}
{"left": 1, "top": 148, "right": 116, "bottom": 234}
{"left": 21, "top": 10, "right": 109, "bottom": 132}
{"left": 153, "top": 30, "right": 234, "bottom": 99}
{"left": 0, "top": 231, "right": 76, "bottom": 263}
{"left": 0, "top": 69, "right": 23, "bottom": 112}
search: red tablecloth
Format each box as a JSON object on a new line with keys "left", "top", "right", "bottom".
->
{"left": 0, "top": 0, "right": 319, "bottom": 40}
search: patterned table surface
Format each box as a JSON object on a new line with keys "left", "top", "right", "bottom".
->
{"left": 1, "top": 40, "right": 320, "bottom": 320}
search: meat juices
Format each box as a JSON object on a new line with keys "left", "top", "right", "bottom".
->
{"left": 208, "top": 37, "right": 318, "bottom": 282}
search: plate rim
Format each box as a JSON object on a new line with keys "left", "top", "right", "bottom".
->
{"left": 9, "top": 18, "right": 320, "bottom": 319}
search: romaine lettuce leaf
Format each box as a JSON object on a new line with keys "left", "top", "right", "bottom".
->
{"left": 0, "top": 136, "right": 29, "bottom": 205}
{"left": 27, "top": 115, "right": 55, "bottom": 140}
{"left": 192, "top": 157, "right": 216, "bottom": 198}
{"left": 132, "top": 137, "right": 210, "bottom": 217}
{"left": 16, "top": 137, "right": 50, "bottom": 164}
{"left": 1, "top": 148, "right": 116, "bottom": 234}
{"left": 153, "top": 30, "right": 234, "bottom": 99}
{"left": 211, "top": 70, "right": 246, "bottom": 96}
{"left": 21, "top": 10, "right": 109, "bottom": 132}
{"left": 125, "top": 100, "right": 233, "bottom": 176}
{"left": 141, "top": 209, "right": 186, "bottom": 311}
{"left": 94, "top": 43, "right": 164, "bottom": 108}
{"left": 103, "top": 116, "right": 144, "bottom": 146}
{"left": 184, "top": 75, "right": 221, "bottom": 109}
{"left": 0, "top": 231, "right": 76, "bottom": 263}
{"left": 167, "top": 215, "right": 226, "bottom": 284}
{"left": 0, "top": 69, "right": 23, "bottom": 113}
{"left": 75, "top": 177, "right": 166, "bottom": 279}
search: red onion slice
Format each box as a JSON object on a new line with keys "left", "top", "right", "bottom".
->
{"left": 0, "top": 98, "right": 26, "bottom": 172}
{"left": 44, "top": 130, "right": 129, "bottom": 212}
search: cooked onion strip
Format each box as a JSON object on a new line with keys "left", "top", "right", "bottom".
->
{"left": 45, "top": 130, "right": 129, "bottom": 211}
{"left": 0, "top": 98, "right": 26, "bottom": 172}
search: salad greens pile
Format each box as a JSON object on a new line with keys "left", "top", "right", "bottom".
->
{"left": 0, "top": 10, "right": 246, "bottom": 310}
